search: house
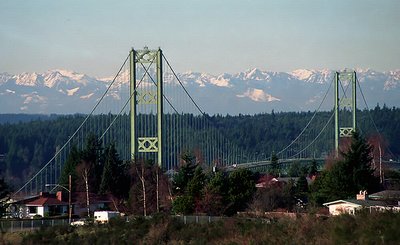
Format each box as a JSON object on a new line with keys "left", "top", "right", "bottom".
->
{"left": 323, "top": 190, "right": 400, "bottom": 216}
{"left": 10, "top": 192, "right": 68, "bottom": 218}
{"left": 71, "top": 192, "right": 115, "bottom": 217}
{"left": 368, "top": 190, "right": 400, "bottom": 203}
{"left": 255, "top": 174, "right": 314, "bottom": 188}
{"left": 9, "top": 191, "right": 115, "bottom": 218}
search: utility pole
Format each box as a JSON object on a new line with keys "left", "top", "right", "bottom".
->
{"left": 68, "top": 174, "right": 72, "bottom": 224}
{"left": 379, "top": 145, "right": 383, "bottom": 184}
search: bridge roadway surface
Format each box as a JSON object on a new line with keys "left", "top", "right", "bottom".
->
{"left": 224, "top": 158, "right": 400, "bottom": 172}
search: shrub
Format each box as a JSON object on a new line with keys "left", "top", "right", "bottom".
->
{"left": 172, "top": 195, "right": 194, "bottom": 215}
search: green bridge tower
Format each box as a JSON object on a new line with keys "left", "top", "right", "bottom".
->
{"left": 130, "top": 47, "right": 163, "bottom": 167}
{"left": 334, "top": 70, "right": 357, "bottom": 156}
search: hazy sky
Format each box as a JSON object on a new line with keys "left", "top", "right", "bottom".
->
{"left": 1, "top": 0, "right": 399, "bottom": 77}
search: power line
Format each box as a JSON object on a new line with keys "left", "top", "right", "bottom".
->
{"left": 356, "top": 77, "right": 396, "bottom": 158}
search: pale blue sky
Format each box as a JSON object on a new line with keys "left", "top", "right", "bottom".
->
{"left": 0, "top": 0, "right": 399, "bottom": 77}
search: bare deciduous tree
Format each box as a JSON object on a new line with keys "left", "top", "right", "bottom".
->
{"left": 76, "top": 161, "right": 91, "bottom": 218}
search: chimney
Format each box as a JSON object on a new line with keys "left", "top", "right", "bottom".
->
{"left": 56, "top": 191, "right": 63, "bottom": 201}
{"left": 40, "top": 192, "right": 49, "bottom": 197}
{"left": 356, "top": 190, "right": 368, "bottom": 200}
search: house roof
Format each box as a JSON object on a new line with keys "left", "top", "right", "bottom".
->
{"left": 369, "top": 190, "right": 400, "bottom": 200}
{"left": 323, "top": 199, "right": 386, "bottom": 207}
{"left": 13, "top": 192, "right": 113, "bottom": 206}
{"left": 276, "top": 177, "right": 314, "bottom": 185}
{"left": 25, "top": 197, "right": 68, "bottom": 206}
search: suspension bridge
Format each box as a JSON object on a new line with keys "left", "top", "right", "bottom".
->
{"left": 13, "top": 47, "right": 396, "bottom": 196}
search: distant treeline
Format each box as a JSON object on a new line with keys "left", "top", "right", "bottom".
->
{"left": 0, "top": 105, "right": 399, "bottom": 187}
{"left": 0, "top": 113, "right": 62, "bottom": 124}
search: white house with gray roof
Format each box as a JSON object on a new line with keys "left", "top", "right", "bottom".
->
{"left": 323, "top": 190, "right": 400, "bottom": 216}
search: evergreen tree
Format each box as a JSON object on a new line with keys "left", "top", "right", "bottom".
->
{"left": 341, "top": 131, "right": 379, "bottom": 194}
{"left": 186, "top": 166, "right": 206, "bottom": 199}
{"left": 207, "top": 171, "right": 228, "bottom": 197}
{"left": 296, "top": 176, "right": 309, "bottom": 194}
{"left": 270, "top": 152, "right": 280, "bottom": 177}
{"left": 310, "top": 131, "right": 380, "bottom": 204}
{"left": 288, "top": 161, "right": 302, "bottom": 177}
{"left": 99, "top": 144, "right": 126, "bottom": 197}
{"left": 59, "top": 146, "right": 80, "bottom": 190}
{"left": 308, "top": 159, "right": 318, "bottom": 176}
{"left": 79, "top": 134, "right": 103, "bottom": 193}
{"left": 295, "top": 175, "right": 309, "bottom": 204}
{"left": 227, "top": 168, "right": 256, "bottom": 214}
{"left": 172, "top": 195, "right": 194, "bottom": 215}
{"left": 172, "top": 152, "right": 197, "bottom": 195}
{"left": 194, "top": 171, "right": 228, "bottom": 215}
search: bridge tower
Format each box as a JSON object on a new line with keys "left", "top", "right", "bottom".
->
{"left": 334, "top": 70, "right": 357, "bottom": 156}
{"left": 130, "top": 47, "right": 163, "bottom": 167}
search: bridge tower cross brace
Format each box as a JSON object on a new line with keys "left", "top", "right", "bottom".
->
{"left": 334, "top": 70, "right": 357, "bottom": 156}
{"left": 130, "top": 47, "right": 163, "bottom": 167}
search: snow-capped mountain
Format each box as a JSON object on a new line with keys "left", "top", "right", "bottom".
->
{"left": 0, "top": 68, "right": 399, "bottom": 114}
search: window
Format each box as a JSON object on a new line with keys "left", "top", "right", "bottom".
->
{"left": 28, "top": 206, "right": 38, "bottom": 214}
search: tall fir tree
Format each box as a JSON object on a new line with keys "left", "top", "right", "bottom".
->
{"left": 59, "top": 146, "right": 80, "bottom": 191}
{"left": 79, "top": 134, "right": 103, "bottom": 193}
{"left": 99, "top": 143, "right": 127, "bottom": 198}
{"left": 270, "top": 152, "right": 280, "bottom": 177}
{"left": 311, "top": 131, "right": 380, "bottom": 204}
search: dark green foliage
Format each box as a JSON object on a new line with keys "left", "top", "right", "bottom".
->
{"left": 207, "top": 171, "right": 228, "bottom": 198}
{"left": 295, "top": 175, "right": 309, "bottom": 203}
{"left": 0, "top": 173, "right": 10, "bottom": 217}
{"left": 311, "top": 131, "right": 380, "bottom": 204}
{"left": 0, "top": 114, "right": 85, "bottom": 188}
{"left": 186, "top": 166, "right": 206, "bottom": 199}
{"left": 341, "top": 131, "right": 379, "bottom": 193}
{"left": 0, "top": 114, "right": 60, "bottom": 124}
{"left": 59, "top": 146, "right": 80, "bottom": 191}
{"left": 270, "top": 153, "right": 280, "bottom": 176}
{"left": 283, "top": 179, "right": 296, "bottom": 210}
{"left": 171, "top": 155, "right": 257, "bottom": 216}
{"left": 79, "top": 134, "right": 103, "bottom": 194}
{"left": 172, "top": 195, "right": 194, "bottom": 214}
{"left": 58, "top": 137, "right": 129, "bottom": 201}
{"left": 197, "top": 171, "right": 228, "bottom": 215}
{"left": 227, "top": 168, "right": 256, "bottom": 214}
{"left": 172, "top": 153, "right": 207, "bottom": 215}
{"left": 172, "top": 152, "right": 197, "bottom": 195}
{"left": 1, "top": 107, "right": 400, "bottom": 188}
{"left": 288, "top": 161, "right": 301, "bottom": 177}
{"left": 99, "top": 144, "right": 129, "bottom": 198}
{"left": 308, "top": 159, "right": 318, "bottom": 176}
{"left": 296, "top": 176, "right": 309, "bottom": 194}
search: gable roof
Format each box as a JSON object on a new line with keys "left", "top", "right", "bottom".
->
{"left": 25, "top": 197, "right": 68, "bottom": 206}
{"left": 369, "top": 190, "right": 400, "bottom": 200}
{"left": 323, "top": 199, "right": 386, "bottom": 207}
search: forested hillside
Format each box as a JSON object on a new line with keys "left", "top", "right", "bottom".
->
{"left": 0, "top": 114, "right": 61, "bottom": 124}
{"left": 0, "top": 105, "right": 399, "bottom": 188}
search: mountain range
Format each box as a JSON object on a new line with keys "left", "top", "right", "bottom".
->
{"left": 0, "top": 68, "right": 399, "bottom": 115}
